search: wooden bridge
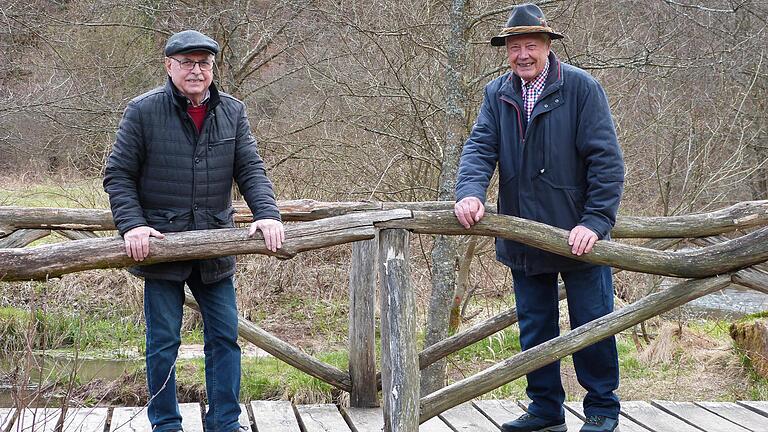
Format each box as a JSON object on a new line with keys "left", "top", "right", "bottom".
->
{"left": 1, "top": 200, "right": 768, "bottom": 431}
{"left": 2, "top": 400, "right": 768, "bottom": 431}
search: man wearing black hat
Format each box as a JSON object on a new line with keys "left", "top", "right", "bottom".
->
{"left": 104, "top": 29, "right": 284, "bottom": 432}
{"left": 455, "top": 4, "right": 624, "bottom": 432}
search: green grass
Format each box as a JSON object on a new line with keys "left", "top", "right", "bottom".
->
{"left": 0, "top": 177, "right": 109, "bottom": 208}
{"left": 688, "top": 319, "right": 733, "bottom": 339}
{"left": 177, "top": 350, "right": 350, "bottom": 402}
{"left": 0, "top": 306, "right": 144, "bottom": 352}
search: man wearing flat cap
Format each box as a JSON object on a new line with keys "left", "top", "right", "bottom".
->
{"left": 104, "top": 29, "right": 284, "bottom": 432}
{"left": 455, "top": 4, "right": 624, "bottom": 432}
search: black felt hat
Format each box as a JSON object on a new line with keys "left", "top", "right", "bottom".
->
{"left": 490, "top": 3, "right": 564, "bottom": 46}
{"left": 164, "top": 30, "right": 220, "bottom": 56}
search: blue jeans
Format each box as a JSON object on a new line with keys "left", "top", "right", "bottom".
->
{"left": 144, "top": 267, "right": 241, "bottom": 432}
{"left": 512, "top": 265, "right": 620, "bottom": 421}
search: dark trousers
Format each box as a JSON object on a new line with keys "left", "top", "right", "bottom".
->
{"left": 512, "top": 265, "right": 620, "bottom": 421}
{"left": 144, "top": 268, "right": 242, "bottom": 432}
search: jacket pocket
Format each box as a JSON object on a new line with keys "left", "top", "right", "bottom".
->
{"left": 533, "top": 176, "right": 585, "bottom": 230}
{"left": 143, "top": 209, "right": 192, "bottom": 233}
{"left": 210, "top": 207, "right": 236, "bottom": 229}
{"left": 208, "top": 137, "right": 235, "bottom": 147}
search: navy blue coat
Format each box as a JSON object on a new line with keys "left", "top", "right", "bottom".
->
{"left": 456, "top": 53, "right": 624, "bottom": 275}
{"left": 103, "top": 79, "right": 281, "bottom": 283}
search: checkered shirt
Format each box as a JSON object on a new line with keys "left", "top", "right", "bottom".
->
{"left": 521, "top": 59, "right": 550, "bottom": 123}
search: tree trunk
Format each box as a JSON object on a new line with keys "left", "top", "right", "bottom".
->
{"left": 422, "top": 0, "right": 468, "bottom": 396}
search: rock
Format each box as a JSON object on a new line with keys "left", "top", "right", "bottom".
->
{"left": 730, "top": 317, "right": 768, "bottom": 378}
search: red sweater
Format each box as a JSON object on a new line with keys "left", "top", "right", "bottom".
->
{"left": 188, "top": 104, "right": 207, "bottom": 132}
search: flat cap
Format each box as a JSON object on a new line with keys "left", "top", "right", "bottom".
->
{"left": 164, "top": 30, "right": 220, "bottom": 56}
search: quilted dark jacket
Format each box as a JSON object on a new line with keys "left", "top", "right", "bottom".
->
{"left": 456, "top": 52, "right": 625, "bottom": 275}
{"left": 103, "top": 79, "right": 280, "bottom": 283}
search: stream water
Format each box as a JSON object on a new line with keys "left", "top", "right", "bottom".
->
{"left": 681, "top": 284, "right": 768, "bottom": 319}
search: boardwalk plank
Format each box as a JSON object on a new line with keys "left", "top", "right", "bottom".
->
{"left": 205, "top": 404, "right": 251, "bottom": 431}
{"left": 342, "top": 408, "right": 452, "bottom": 432}
{"left": 297, "top": 404, "right": 351, "bottom": 432}
{"left": 696, "top": 402, "right": 768, "bottom": 432}
{"left": 0, "top": 409, "right": 15, "bottom": 430}
{"left": 564, "top": 402, "right": 650, "bottom": 432}
{"left": 621, "top": 401, "right": 701, "bottom": 432}
{"left": 473, "top": 399, "right": 526, "bottom": 428}
{"left": 653, "top": 401, "right": 750, "bottom": 432}
{"left": 110, "top": 404, "right": 200, "bottom": 432}
{"left": 109, "top": 407, "right": 149, "bottom": 432}
{"left": 250, "top": 401, "right": 301, "bottom": 432}
{"left": 438, "top": 402, "right": 498, "bottom": 431}
{"left": 12, "top": 408, "right": 59, "bottom": 432}
{"left": 739, "top": 401, "right": 768, "bottom": 418}
{"left": 342, "top": 408, "right": 382, "bottom": 432}
{"left": 60, "top": 408, "right": 109, "bottom": 432}
{"left": 179, "top": 403, "right": 203, "bottom": 432}
{"left": 418, "top": 417, "right": 454, "bottom": 432}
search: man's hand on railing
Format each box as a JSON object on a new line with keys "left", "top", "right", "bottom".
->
{"left": 123, "top": 226, "right": 165, "bottom": 262}
{"left": 568, "top": 225, "right": 597, "bottom": 256}
{"left": 249, "top": 219, "right": 285, "bottom": 252}
{"left": 454, "top": 197, "right": 486, "bottom": 229}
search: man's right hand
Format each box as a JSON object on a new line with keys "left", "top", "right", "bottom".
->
{"left": 454, "top": 197, "right": 485, "bottom": 229}
{"left": 123, "top": 226, "right": 165, "bottom": 262}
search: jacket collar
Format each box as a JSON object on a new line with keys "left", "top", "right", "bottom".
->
{"left": 500, "top": 51, "right": 562, "bottom": 103}
{"left": 164, "top": 77, "right": 221, "bottom": 111}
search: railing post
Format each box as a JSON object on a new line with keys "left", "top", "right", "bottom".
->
{"left": 379, "top": 229, "right": 419, "bottom": 432}
{"left": 348, "top": 235, "right": 379, "bottom": 407}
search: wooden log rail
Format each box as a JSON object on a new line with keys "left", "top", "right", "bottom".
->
{"left": 2, "top": 202, "right": 768, "bottom": 432}
{"left": 1, "top": 199, "right": 767, "bottom": 238}
{"left": 3, "top": 210, "right": 768, "bottom": 281}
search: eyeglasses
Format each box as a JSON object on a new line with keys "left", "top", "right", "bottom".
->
{"left": 168, "top": 57, "right": 214, "bottom": 71}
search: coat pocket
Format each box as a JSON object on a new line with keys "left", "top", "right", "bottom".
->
{"left": 143, "top": 209, "right": 192, "bottom": 233}
{"left": 210, "top": 207, "right": 236, "bottom": 229}
{"left": 533, "top": 176, "right": 585, "bottom": 230}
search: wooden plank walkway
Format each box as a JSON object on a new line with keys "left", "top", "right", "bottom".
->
{"left": 1, "top": 400, "right": 765, "bottom": 431}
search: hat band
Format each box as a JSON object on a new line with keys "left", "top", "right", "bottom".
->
{"left": 499, "top": 25, "right": 556, "bottom": 36}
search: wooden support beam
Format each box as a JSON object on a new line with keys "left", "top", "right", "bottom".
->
{"left": 691, "top": 235, "right": 768, "bottom": 295}
{"left": 0, "top": 229, "right": 50, "bottom": 248}
{"left": 418, "top": 275, "right": 732, "bottom": 422}
{"left": 379, "top": 211, "right": 768, "bottom": 278}
{"left": 348, "top": 237, "right": 379, "bottom": 407}
{"left": 612, "top": 200, "right": 768, "bottom": 237}
{"left": 379, "top": 229, "right": 419, "bottom": 432}
{"left": 58, "top": 230, "right": 100, "bottom": 241}
{"left": 184, "top": 292, "right": 352, "bottom": 392}
{"left": 0, "top": 210, "right": 411, "bottom": 281}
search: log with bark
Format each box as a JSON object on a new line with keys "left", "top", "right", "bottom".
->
{"left": 2, "top": 199, "right": 766, "bottom": 238}
{"left": 0, "top": 210, "right": 411, "bottom": 281}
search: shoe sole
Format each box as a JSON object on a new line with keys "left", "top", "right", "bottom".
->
{"left": 501, "top": 421, "right": 567, "bottom": 432}
{"left": 535, "top": 425, "right": 567, "bottom": 432}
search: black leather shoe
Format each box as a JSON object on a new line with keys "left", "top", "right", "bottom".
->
{"left": 580, "top": 415, "right": 619, "bottom": 432}
{"left": 501, "top": 413, "right": 567, "bottom": 432}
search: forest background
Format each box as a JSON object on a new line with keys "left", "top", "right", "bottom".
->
{"left": 1, "top": 0, "right": 767, "bottom": 406}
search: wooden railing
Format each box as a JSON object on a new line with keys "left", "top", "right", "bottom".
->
{"left": 1, "top": 200, "right": 768, "bottom": 432}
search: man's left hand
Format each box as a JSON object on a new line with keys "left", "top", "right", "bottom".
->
{"left": 568, "top": 225, "right": 597, "bottom": 256}
{"left": 248, "top": 219, "right": 285, "bottom": 252}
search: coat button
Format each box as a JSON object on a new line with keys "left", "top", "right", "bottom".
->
{"left": 544, "top": 104, "right": 549, "bottom": 108}
{"left": 195, "top": 157, "right": 200, "bottom": 164}
{"left": 555, "top": 99, "right": 559, "bottom": 103}
{"left": 540, "top": 168, "right": 545, "bottom": 174}
{"left": 194, "top": 204, "right": 199, "bottom": 210}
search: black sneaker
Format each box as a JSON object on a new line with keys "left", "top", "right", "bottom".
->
{"left": 501, "top": 412, "right": 567, "bottom": 432}
{"left": 580, "top": 415, "right": 619, "bottom": 432}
